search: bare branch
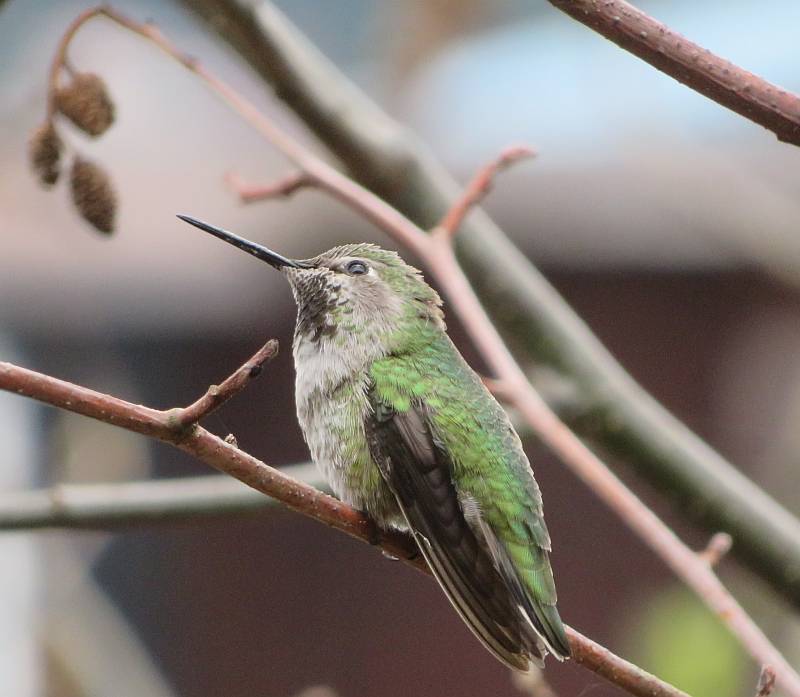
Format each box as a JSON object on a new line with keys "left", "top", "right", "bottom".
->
{"left": 226, "top": 170, "right": 311, "bottom": 203}
{"left": 183, "top": 0, "right": 800, "bottom": 611}
{"left": 547, "top": 0, "right": 800, "bottom": 146}
{"left": 435, "top": 145, "right": 536, "bottom": 238}
{"left": 174, "top": 338, "right": 278, "bottom": 427}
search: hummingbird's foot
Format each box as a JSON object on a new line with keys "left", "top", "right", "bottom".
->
{"left": 404, "top": 546, "right": 421, "bottom": 562}
{"left": 360, "top": 513, "right": 382, "bottom": 547}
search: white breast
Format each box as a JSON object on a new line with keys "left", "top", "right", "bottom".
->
{"left": 293, "top": 335, "right": 371, "bottom": 502}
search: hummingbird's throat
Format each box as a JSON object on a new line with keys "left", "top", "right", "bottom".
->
{"left": 290, "top": 269, "right": 344, "bottom": 344}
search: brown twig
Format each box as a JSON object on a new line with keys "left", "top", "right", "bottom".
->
{"left": 0, "top": 358, "right": 686, "bottom": 697}
{"left": 46, "top": 7, "right": 145, "bottom": 121}
{"left": 174, "top": 338, "right": 278, "bottom": 427}
{"left": 568, "top": 632, "right": 690, "bottom": 697}
{"left": 547, "top": 0, "right": 800, "bottom": 146}
{"left": 226, "top": 170, "right": 311, "bottom": 203}
{"left": 435, "top": 145, "right": 536, "bottom": 238}
{"left": 20, "top": 7, "right": 799, "bottom": 695}
{"left": 44, "top": 6, "right": 422, "bottom": 257}
{"left": 698, "top": 532, "right": 733, "bottom": 568}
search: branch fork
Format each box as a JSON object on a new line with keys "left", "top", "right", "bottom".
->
{"left": 433, "top": 145, "right": 536, "bottom": 239}
{"left": 172, "top": 338, "right": 278, "bottom": 430}
{"left": 226, "top": 170, "right": 312, "bottom": 203}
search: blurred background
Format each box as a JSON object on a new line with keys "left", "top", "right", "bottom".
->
{"left": 2, "top": 1, "right": 800, "bottom": 695}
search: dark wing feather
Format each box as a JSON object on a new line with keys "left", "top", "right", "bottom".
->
{"left": 365, "top": 396, "right": 548, "bottom": 670}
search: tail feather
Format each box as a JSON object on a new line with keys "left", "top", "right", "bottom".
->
{"left": 412, "top": 527, "right": 539, "bottom": 671}
{"left": 469, "top": 506, "right": 571, "bottom": 662}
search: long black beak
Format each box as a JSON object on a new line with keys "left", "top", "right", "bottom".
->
{"left": 177, "top": 214, "right": 303, "bottom": 269}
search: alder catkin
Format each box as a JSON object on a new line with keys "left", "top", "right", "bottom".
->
{"left": 55, "top": 73, "right": 115, "bottom": 137}
{"left": 70, "top": 157, "right": 117, "bottom": 234}
{"left": 29, "top": 122, "right": 63, "bottom": 186}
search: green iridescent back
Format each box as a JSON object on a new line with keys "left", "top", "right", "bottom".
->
{"left": 369, "top": 331, "right": 561, "bottom": 620}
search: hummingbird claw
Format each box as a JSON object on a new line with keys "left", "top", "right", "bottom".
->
{"left": 405, "top": 546, "right": 421, "bottom": 562}
{"left": 359, "top": 513, "right": 382, "bottom": 547}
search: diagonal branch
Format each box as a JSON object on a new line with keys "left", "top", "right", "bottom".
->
{"left": 547, "top": 0, "right": 800, "bottom": 146}
{"left": 182, "top": 0, "right": 800, "bottom": 611}
{"left": 0, "top": 358, "right": 686, "bottom": 697}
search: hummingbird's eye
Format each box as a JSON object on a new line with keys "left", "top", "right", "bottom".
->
{"left": 345, "top": 259, "right": 369, "bottom": 276}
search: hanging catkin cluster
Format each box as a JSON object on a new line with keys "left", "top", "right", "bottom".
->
{"left": 29, "top": 70, "right": 118, "bottom": 234}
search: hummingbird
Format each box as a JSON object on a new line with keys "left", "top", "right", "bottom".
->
{"left": 177, "top": 214, "right": 571, "bottom": 670}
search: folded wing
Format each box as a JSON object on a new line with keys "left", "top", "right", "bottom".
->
{"left": 365, "top": 393, "right": 568, "bottom": 670}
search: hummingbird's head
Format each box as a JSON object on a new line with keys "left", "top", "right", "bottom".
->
{"left": 177, "top": 215, "right": 444, "bottom": 349}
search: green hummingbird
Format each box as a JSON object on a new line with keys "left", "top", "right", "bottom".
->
{"left": 177, "top": 214, "right": 571, "bottom": 670}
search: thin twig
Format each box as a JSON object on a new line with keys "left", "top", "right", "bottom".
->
{"left": 698, "top": 532, "right": 733, "bottom": 568}
{"left": 547, "top": 0, "right": 800, "bottom": 146}
{"left": 185, "top": 0, "right": 800, "bottom": 610}
{"left": 0, "top": 358, "right": 687, "bottom": 697}
{"left": 226, "top": 170, "right": 311, "bottom": 203}
{"left": 435, "top": 145, "right": 535, "bottom": 238}
{"left": 174, "top": 338, "right": 278, "bottom": 427}
{"left": 46, "top": 7, "right": 423, "bottom": 257}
